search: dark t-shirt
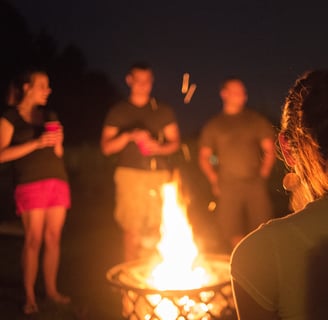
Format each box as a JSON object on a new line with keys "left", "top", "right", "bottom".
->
{"left": 231, "top": 197, "right": 328, "bottom": 318}
{"left": 103, "top": 99, "right": 176, "bottom": 170}
{"left": 199, "top": 108, "right": 275, "bottom": 180}
{"left": 2, "top": 106, "right": 68, "bottom": 185}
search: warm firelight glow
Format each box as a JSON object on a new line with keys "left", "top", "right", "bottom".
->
{"left": 147, "top": 182, "right": 210, "bottom": 290}
{"left": 106, "top": 179, "right": 234, "bottom": 320}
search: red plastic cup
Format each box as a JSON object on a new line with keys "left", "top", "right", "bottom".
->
{"left": 137, "top": 141, "right": 150, "bottom": 156}
{"left": 44, "top": 121, "right": 60, "bottom": 132}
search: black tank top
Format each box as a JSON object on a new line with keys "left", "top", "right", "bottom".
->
{"left": 2, "top": 106, "right": 68, "bottom": 185}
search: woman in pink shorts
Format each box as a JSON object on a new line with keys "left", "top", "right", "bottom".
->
{"left": 0, "top": 69, "right": 71, "bottom": 314}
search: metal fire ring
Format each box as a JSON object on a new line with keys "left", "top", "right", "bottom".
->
{"left": 106, "top": 254, "right": 237, "bottom": 320}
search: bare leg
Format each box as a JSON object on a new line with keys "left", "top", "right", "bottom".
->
{"left": 21, "top": 209, "right": 45, "bottom": 313}
{"left": 43, "top": 206, "right": 70, "bottom": 303}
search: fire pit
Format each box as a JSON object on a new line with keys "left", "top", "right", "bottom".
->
{"left": 107, "top": 254, "right": 236, "bottom": 320}
{"left": 107, "top": 181, "right": 236, "bottom": 319}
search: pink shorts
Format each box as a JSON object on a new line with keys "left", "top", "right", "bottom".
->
{"left": 14, "top": 178, "right": 71, "bottom": 215}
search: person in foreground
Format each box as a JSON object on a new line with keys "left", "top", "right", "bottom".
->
{"left": 199, "top": 77, "right": 275, "bottom": 253}
{"left": 230, "top": 70, "right": 328, "bottom": 320}
{"left": 0, "top": 69, "right": 71, "bottom": 314}
{"left": 101, "top": 62, "right": 180, "bottom": 261}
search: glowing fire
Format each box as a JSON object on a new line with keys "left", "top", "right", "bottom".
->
{"left": 147, "top": 182, "right": 209, "bottom": 290}
{"left": 108, "top": 179, "right": 234, "bottom": 320}
{"left": 138, "top": 181, "right": 216, "bottom": 319}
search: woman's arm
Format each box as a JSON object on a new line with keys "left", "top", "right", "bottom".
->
{"left": 0, "top": 117, "right": 57, "bottom": 163}
{"left": 53, "top": 125, "right": 64, "bottom": 158}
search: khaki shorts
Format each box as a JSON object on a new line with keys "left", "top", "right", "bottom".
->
{"left": 114, "top": 167, "right": 172, "bottom": 234}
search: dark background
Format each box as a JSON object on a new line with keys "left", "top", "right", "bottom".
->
{"left": 3, "top": 0, "right": 328, "bottom": 139}
{"left": 0, "top": 1, "right": 308, "bottom": 317}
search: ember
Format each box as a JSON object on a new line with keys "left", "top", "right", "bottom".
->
{"left": 181, "top": 73, "right": 190, "bottom": 94}
{"left": 184, "top": 84, "right": 197, "bottom": 104}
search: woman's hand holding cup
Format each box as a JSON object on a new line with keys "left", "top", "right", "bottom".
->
{"left": 39, "top": 121, "right": 63, "bottom": 148}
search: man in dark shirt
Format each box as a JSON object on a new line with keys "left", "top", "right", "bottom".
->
{"left": 198, "top": 77, "right": 276, "bottom": 253}
{"left": 101, "top": 62, "right": 180, "bottom": 261}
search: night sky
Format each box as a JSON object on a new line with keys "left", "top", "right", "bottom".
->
{"left": 8, "top": 0, "right": 328, "bottom": 136}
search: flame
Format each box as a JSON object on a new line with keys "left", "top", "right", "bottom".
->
{"left": 113, "top": 180, "right": 233, "bottom": 320}
{"left": 147, "top": 181, "right": 209, "bottom": 290}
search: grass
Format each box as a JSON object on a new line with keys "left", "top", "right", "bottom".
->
{"left": 0, "top": 140, "right": 290, "bottom": 319}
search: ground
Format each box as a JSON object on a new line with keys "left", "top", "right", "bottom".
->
{"left": 0, "top": 141, "right": 290, "bottom": 319}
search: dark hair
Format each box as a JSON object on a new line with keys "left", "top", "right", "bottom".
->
{"left": 127, "top": 62, "right": 152, "bottom": 75}
{"left": 281, "top": 70, "right": 328, "bottom": 209}
{"left": 12, "top": 68, "right": 48, "bottom": 104}
{"left": 219, "top": 76, "right": 245, "bottom": 90}
{"left": 5, "top": 81, "right": 19, "bottom": 106}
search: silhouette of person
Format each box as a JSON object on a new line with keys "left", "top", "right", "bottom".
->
{"left": 198, "top": 77, "right": 275, "bottom": 252}
{"left": 231, "top": 70, "right": 328, "bottom": 320}
{"left": 0, "top": 69, "right": 71, "bottom": 314}
{"left": 101, "top": 62, "right": 180, "bottom": 261}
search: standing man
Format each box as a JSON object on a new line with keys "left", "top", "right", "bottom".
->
{"left": 101, "top": 62, "right": 180, "bottom": 261}
{"left": 198, "top": 77, "right": 275, "bottom": 253}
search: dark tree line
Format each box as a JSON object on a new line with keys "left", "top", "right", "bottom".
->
{"left": 0, "top": 0, "right": 122, "bottom": 144}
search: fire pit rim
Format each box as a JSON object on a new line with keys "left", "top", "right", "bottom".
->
{"left": 106, "top": 253, "right": 231, "bottom": 295}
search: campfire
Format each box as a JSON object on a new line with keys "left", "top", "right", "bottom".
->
{"left": 107, "top": 180, "right": 236, "bottom": 319}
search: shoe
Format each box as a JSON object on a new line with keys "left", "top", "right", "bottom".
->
{"left": 23, "top": 303, "right": 39, "bottom": 315}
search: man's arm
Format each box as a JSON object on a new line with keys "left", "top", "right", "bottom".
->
{"left": 142, "top": 122, "right": 180, "bottom": 156}
{"left": 159, "top": 122, "right": 180, "bottom": 155}
{"left": 198, "top": 146, "right": 219, "bottom": 196}
{"left": 260, "top": 137, "right": 276, "bottom": 178}
{"left": 232, "top": 279, "right": 278, "bottom": 320}
{"left": 100, "top": 125, "right": 131, "bottom": 156}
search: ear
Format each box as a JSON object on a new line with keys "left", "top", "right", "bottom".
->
{"left": 125, "top": 74, "right": 132, "bottom": 87}
{"left": 23, "top": 83, "right": 30, "bottom": 94}
{"left": 219, "top": 87, "right": 225, "bottom": 97}
{"left": 278, "top": 132, "right": 296, "bottom": 167}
